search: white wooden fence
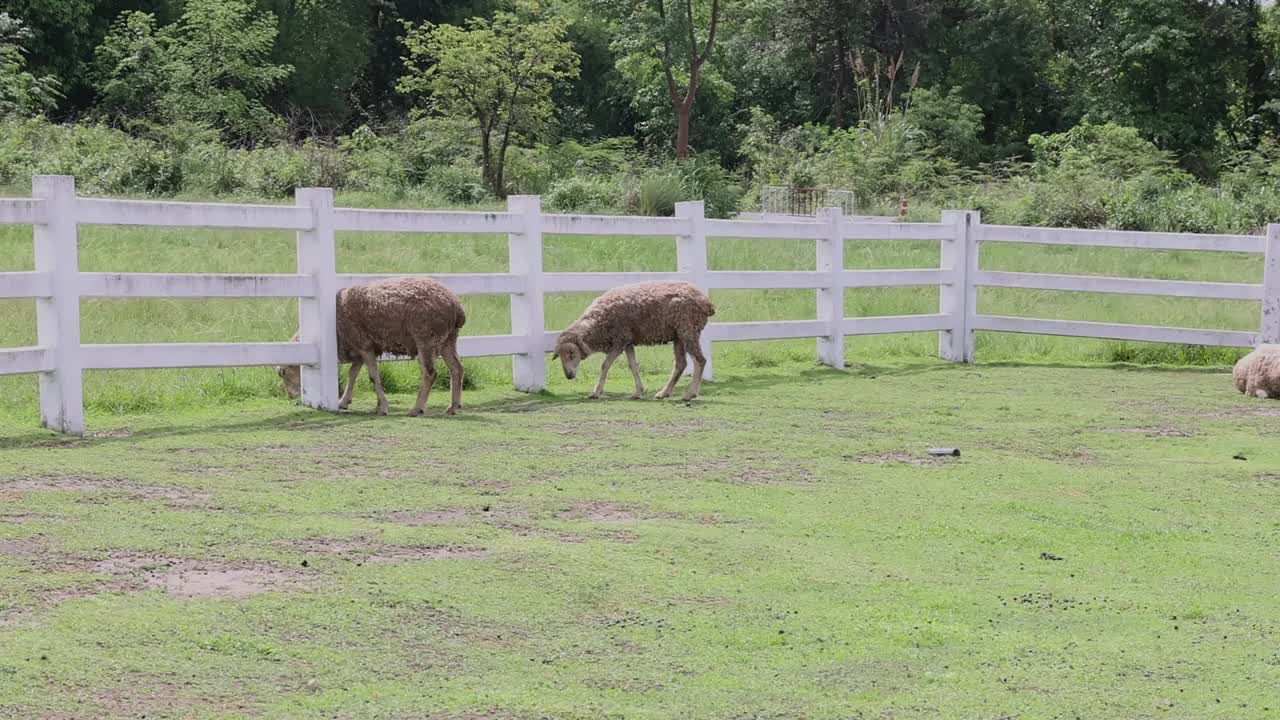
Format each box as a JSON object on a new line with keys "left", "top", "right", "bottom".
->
{"left": 1, "top": 176, "right": 1277, "bottom": 436}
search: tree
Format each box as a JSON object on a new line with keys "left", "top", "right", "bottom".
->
{"left": 92, "top": 0, "right": 292, "bottom": 143}
{"left": 602, "top": 0, "right": 724, "bottom": 160}
{"left": 263, "top": 0, "right": 372, "bottom": 133}
{"left": 398, "top": 8, "right": 579, "bottom": 196}
{"left": 164, "top": 0, "right": 293, "bottom": 141}
{"left": 0, "top": 12, "right": 59, "bottom": 118}
{"left": 92, "top": 11, "right": 168, "bottom": 124}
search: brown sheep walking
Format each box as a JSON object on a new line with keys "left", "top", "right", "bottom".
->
{"left": 554, "top": 281, "right": 715, "bottom": 401}
{"left": 278, "top": 277, "right": 466, "bottom": 416}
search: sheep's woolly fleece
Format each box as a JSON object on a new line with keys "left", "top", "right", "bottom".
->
{"left": 557, "top": 281, "right": 715, "bottom": 354}
{"left": 1233, "top": 344, "right": 1280, "bottom": 399}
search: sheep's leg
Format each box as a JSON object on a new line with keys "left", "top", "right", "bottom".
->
{"left": 591, "top": 349, "right": 622, "bottom": 399}
{"left": 656, "top": 341, "right": 687, "bottom": 399}
{"left": 409, "top": 346, "right": 438, "bottom": 417}
{"left": 442, "top": 339, "right": 464, "bottom": 415}
{"left": 338, "top": 359, "right": 363, "bottom": 410}
{"left": 682, "top": 334, "right": 706, "bottom": 401}
{"left": 624, "top": 346, "right": 644, "bottom": 399}
{"left": 361, "top": 351, "right": 389, "bottom": 415}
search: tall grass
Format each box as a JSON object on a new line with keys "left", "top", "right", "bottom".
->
{"left": 0, "top": 191, "right": 1260, "bottom": 416}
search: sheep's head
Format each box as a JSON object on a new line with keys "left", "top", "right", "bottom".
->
{"left": 552, "top": 337, "right": 589, "bottom": 380}
{"left": 277, "top": 364, "right": 302, "bottom": 399}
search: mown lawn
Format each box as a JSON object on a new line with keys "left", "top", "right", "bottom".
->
{"left": 1, "top": 361, "right": 1277, "bottom": 719}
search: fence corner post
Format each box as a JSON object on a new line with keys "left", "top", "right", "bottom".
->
{"left": 509, "top": 195, "right": 546, "bottom": 392}
{"left": 675, "top": 200, "right": 712, "bottom": 381}
{"left": 33, "top": 176, "right": 84, "bottom": 436}
{"left": 296, "top": 187, "right": 340, "bottom": 411}
{"left": 939, "top": 210, "right": 978, "bottom": 363}
{"left": 1263, "top": 224, "right": 1280, "bottom": 344}
{"left": 816, "top": 206, "right": 845, "bottom": 369}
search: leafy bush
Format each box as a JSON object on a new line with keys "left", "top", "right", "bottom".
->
{"left": 546, "top": 176, "right": 617, "bottom": 212}
{"left": 906, "top": 87, "right": 987, "bottom": 166}
{"left": 633, "top": 172, "right": 682, "bottom": 217}
{"left": 423, "top": 163, "right": 488, "bottom": 204}
{"left": 1029, "top": 119, "right": 1179, "bottom": 181}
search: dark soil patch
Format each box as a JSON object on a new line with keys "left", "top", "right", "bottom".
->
{"left": 1110, "top": 426, "right": 1196, "bottom": 438}
{"left": 91, "top": 554, "right": 309, "bottom": 598}
{"left": 729, "top": 466, "right": 816, "bottom": 485}
{"left": 385, "top": 508, "right": 470, "bottom": 525}
{"left": 0, "top": 537, "right": 47, "bottom": 559}
{"left": 849, "top": 452, "right": 945, "bottom": 467}
{"left": 1201, "top": 404, "right": 1280, "bottom": 420}
{"left": 0, "top": 477, "right": 211, "bottom": 508}
{"left": 555, "top": 501, "right": 668, "bottom": 522}
{"left": 286, "top": 538, "right": 487, "bottom": 563}
{"left": 0, "top": 513, "right": 62, "bottom": 524}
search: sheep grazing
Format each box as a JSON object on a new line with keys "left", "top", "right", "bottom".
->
{"left": 1233, "top": 344, "right": 1280, "bottom": 400}
{"left": 554, "top": 281, "right": 715, "bottom": 401}
{"left": 278, "top": 277, "right": 466, "bottom": 416}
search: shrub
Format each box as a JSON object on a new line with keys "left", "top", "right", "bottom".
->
{"left": 546, "top": 176, "right": 617, "bottom": 212}
{"left": 635, "top": 172, "right": 683, "bottom": 217}
{"left": 423, "top": 163, "right": 488, "bottom": 204}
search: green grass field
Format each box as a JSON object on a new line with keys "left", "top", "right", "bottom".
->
{"left": 1, "top": 361, "right": 1277, "bottom": 718}
{"left": 0, "top": 192, "right": 1264, "bottom": 417}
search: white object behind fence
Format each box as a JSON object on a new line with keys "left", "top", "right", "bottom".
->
{"left": 0, "top": 176, "right": 1276, "bottom": 436}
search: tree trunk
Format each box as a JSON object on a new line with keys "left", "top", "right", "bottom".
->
{"left": 675, "top": 100, "right": 692, "bottom": 161}
{"left": 479, "top": 130, "right": 496, "bottom": 196}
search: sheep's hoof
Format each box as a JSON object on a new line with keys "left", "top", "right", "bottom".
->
{"left": 681, "top": 393, "right": 699, "bottom": 402}
{"left": 376, "top": 406, "right": 389, "bottom": 416}
{"left": 446, "top": 405, "right": 460, "bottom": 416}
{"left": 630, "top": 392, "right": 644, "bottom": 400}
{"left": 588, "top": 393, "right": 601, "bottom": 400}
{"left": 338, "top": 402, "right": 350, "bottom": 411}
{"left": 406, "top": 408, "right": 424, "bottom": 417}
{"left": 654, "top": 392, "right": 670, "bottom": 400}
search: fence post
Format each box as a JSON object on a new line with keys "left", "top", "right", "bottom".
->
{"left": 675, "top": 200, "right": 712, "bottom": 380}
{"left": 939, "top": 210, "right": 978, "bottom": 363}
{"left": 295, "top": 188, "right": 340, "bottom": 411}
{"left": 816, "top": 206, "right": 845, "bottom": 368}
{"left": 1264, "top": 224, "right": 1280, "bottom": 344}
{"left": 32, "top": 176, "right": 84, "bottom": 436}
{"left": 509, "top": 195, "right": 546, "bottom": 392}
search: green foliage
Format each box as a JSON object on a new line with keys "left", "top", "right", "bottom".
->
{"left": 92, "top": 0, "right": 292, "bottom": 143}
{"left": 91, "top": 12, "right": 166, "bottom": 124}
{"left": 636, "top": 172, "right": 684, "bottom": 217}
{"left": 545, "top": 176, "right": 618, "bottom": 212}
{"left": 1029, "top": 119, "right": 1179, "bottom": 180}
{"left": 267, "top": 0, "right": 371, "bottom": 129}
{"left": 0, "top": 12, "right": 59, "bottom": 118}
{"left": 399, "top": 6, "right": 579, "bottom": 196}
{"left": 422, "top": 163, "right": 489, "bottom": 204}
{"left": 907, "top": 87, "right": 986, "bottom": 166}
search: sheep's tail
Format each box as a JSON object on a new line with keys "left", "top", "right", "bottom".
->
{"left": 704, "top": 298, "right": 716, "bottom": 318}
{"left": 455, "top": 305, "right": 467, "bottom": 330}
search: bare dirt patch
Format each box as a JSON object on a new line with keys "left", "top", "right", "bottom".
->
{"left": 0, "top": 477, "right": 211, "bottom": 508}
{"left": 91, "top": 554, "right": 309, "bottom": 598}
{"left": 1197, "top": 404, "right": 1280, "bottom": 420}
{"left": 0, "top": 513, "right": 62, "bottom": 524}
{"left": 0, "top": 537, "right": 48, "bottom": 559}
{"left": 555, "top": 501, "right": 667, "bottom": 522}
{"left": 286, "top": 538, "right": 487, "bottom": 563}
{"left": 1110, "top": 426, "right": 1196, "bottom": 438}
{"left": 849, "top": 452, "right": 947, "bottom": 467}
{"left": 386, "top": 508, "right": 470, "bottom": 525}
{"left": 1054, "top": 489, "right": 1090, "bottom": 498}
{"left": 538, "top": 417, "right": 714, "bottom": 439}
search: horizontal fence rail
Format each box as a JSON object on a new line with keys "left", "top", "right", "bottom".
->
{"left": 0, "top": 175, "right": 1277, "bottom": 435}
